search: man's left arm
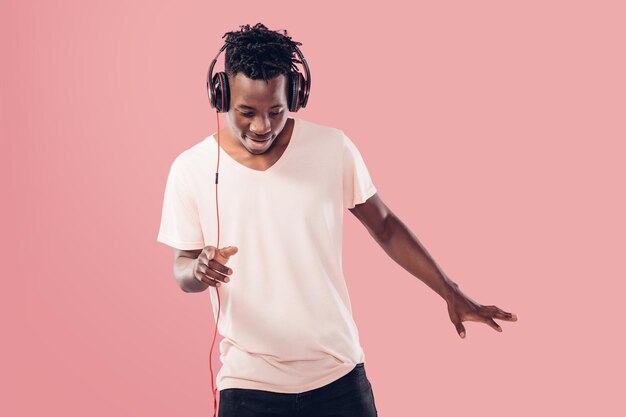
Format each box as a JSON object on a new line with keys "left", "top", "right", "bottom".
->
{"left": 349, "top": 192, "right": 518, "bottom": 338}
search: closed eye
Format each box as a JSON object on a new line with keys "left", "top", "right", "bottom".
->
{"left": 241, "top": 111, "right": 282, "bottom": 118}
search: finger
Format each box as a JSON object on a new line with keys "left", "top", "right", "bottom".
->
{"left": 196, "top": 270, "right": 220, "bottom": 287}
{"left": 199, "top": 271, "right": 221, "bottom": 287}
{"left": 484, "top": 305, "right": 518, "bottom": 321}
{"left": 494, "top": 311, "right": 517, "bottom": 321}
{"left": 200, "top": 263, "right": 230, "bottom": 284}
{"left": 204, "top": 246, "right": 217, "bottom": 262}
{"left": 209, "top": 246, "right": 236, "bottom": 267}
{"left": 454, "top": 321, "right": 466, "bottom": 339}
{"left": 485, "top": 318, "right": 502, "bottom": 332}
{"left": 218, "top": 246, "right": 238, "bottom": 260}
{"left": 194, "top": 263, "right": 221, "bottom": 287}
{"left": 208, "top": 259, "right": 232, "bottom": 280}
{"left": 206, "top": 260, "right": 232, "bottom": 282}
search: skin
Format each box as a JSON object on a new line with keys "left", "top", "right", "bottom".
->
{"left": 348, "top": 194, "right": 518, "bottom": 338}
{"left": 175, "top": 71, "right": 518, "bottom": 338}
{"left": 216, "top": 72, "right": 294, "bottom": 170}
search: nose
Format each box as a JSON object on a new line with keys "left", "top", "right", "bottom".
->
{"left": 250, "top": 116, "right": 271, "bottom": 137}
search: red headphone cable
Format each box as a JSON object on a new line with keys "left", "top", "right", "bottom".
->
{"left": 209, "top": 110, "right": 222, "bottom": 417}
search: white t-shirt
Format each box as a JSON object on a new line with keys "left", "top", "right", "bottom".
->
{"left": 157, "top": 117, "right": 377, "bottom": 393}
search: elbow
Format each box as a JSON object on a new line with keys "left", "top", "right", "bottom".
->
{"left": 173, "top": 267, "right": 189, "bottom": 293}
{"left": 175, "top": 275, "right": 187, "bottom": 293}
{"left": 375, "top": 213, "right": 394, "bottom": 243}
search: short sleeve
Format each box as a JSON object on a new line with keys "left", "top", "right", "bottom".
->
{"left": 342, "top": 131, "right": 377, "bottom": 210}
{"left": 156, "top": 158, "right": 205, "bottom": 250}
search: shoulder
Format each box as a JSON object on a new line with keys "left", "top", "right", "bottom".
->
{"left": 297, "top": 117, "right": 344, "bottom": 138}
{"left": 170, "top": 135, "right": 213, "bottom": 175}
{"left": 296, "top": 119, "right": 345, "bottom": 155}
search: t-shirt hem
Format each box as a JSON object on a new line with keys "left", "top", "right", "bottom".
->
{"left": 348, "top": 184, "right": 377, "bottom": 209}
{"left": 218, "top": 362, "right": 360, "bottom": 394}
{"left": 156, "top": 233, "right": 205, "bottom": 250}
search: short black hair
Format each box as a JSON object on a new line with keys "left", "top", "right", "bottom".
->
{"left": 221, "top": 23, "right": 303, "bottom": 82}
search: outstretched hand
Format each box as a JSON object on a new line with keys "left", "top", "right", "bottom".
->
{"left": 445, "top": 283, "right": 517, "bottom": 338}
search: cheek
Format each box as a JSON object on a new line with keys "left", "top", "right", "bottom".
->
{"left": 228, "top": 115, "right": 245, "bottom": 135}
{"left": 274, "top": 114, "right": 288, "bottom": 128}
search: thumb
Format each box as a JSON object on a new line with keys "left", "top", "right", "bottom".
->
{"left": 219, "top": 246, "right": 238, "bottom": 259}
{"left": 455, "top": 321, "right": 466, "bottom": 339}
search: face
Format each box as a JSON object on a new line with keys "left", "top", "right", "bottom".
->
{"left": 226, "top": 72, "right": 290, "bottom": 155}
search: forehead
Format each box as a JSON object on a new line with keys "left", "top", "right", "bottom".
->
{"left": 230, "top": 72, "right": 288, "bottom": 106}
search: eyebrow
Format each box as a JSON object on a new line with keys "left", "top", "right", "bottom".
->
{"left": 235, "top": 104, "right": 283, "bottom": 110}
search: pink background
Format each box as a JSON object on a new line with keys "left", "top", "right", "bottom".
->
{"left": 3, "top": 0, "right": 624, "bottom": 416}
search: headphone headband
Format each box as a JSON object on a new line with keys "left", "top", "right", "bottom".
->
{"left": 207, "top": 41, "right": 311, "bottom": 112}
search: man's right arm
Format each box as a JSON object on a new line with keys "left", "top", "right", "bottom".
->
{"left": 174, "top": 249, "right": 209, "bottom": 293}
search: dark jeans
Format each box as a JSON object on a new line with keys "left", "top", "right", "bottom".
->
{"left": 218, "top": 363, "right": 378, "bottom": 417}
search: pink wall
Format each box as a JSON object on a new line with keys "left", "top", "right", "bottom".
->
{"left": 3, "top": 0, "right": 624, "bottom": 415}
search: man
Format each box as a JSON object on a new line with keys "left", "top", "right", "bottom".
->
{"left": 157, "top": 23, "right": 517, "bottom": 417}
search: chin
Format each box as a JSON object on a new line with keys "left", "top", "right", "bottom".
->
{"left": 247, "top": 147, "right": 266, "bottom": 155}
{"left": 245, "top": 143, "right": 269, "bottom": 154}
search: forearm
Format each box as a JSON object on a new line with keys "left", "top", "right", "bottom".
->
{"left": 174, "top": 256, "right": 210, "bottom": 293}
{"left": 376, "top": 214, "right": 459, "bottom": 302}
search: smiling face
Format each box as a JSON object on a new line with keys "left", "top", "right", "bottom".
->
{"left": 226, "top": 72, "right": 290, "bottom": 155}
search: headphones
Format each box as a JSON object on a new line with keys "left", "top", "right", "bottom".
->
{"left": 206, "top": 42, "right": 311, "bottom": 113}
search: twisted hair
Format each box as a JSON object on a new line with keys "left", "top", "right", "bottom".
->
{"left": 221, "top": 23, "right": 302, "bottom": 82}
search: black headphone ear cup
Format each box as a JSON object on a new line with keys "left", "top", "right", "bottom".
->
{"left": 299, "top": 72, "right": 309, "bottom": 108}
{"left": 207, "top": 78, "right": 214, "bottom": 108}
{"left": 212, "top": 72, "right": 230, "bottom": 112}
{"left": 288, "top": 71, "right": 300, "bottom": 112}
{"left": 211, "top": 73, "right": 222, "bottom": 111}
{"left": 218, "top": 72, "right": 230, "bottom": 112}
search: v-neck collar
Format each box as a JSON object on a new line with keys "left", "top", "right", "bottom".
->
{"left": 209, "top": 117, "right": 300, "bottom": 175}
